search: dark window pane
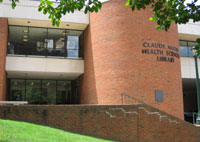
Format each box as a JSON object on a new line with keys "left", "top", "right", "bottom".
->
{"left": 57, "top": 81, "right": 71, "bottom": 104}
{"left": 27, "top": 27, "right": 48, "bottom": 56}
{"left": 188, "top": 41, "right": 197, "bottom": 47}
{"left": 71, "top": 79, "right": 79, "bottom": 104}
{"left": 26, "top": 80, "right": 42, "bottom": 104}
{"left": 47, "top": 29, "right": 66, "bottom": 57}
{"left": 42, "top": 80, "right": 56, "bottom": 104}
{"left": 8, "top": 79, "right": 77, "bottom": 104}
{"left": 79, "top": 33, "right": 84, "bottom": 59}
{"left": 8, "top": 26, "right": 84, "bottom": 59}
{"left": 10, "top": 79, "right": 25, "bottom": 101}
{"left": 8, "top": 26, "right": 28, "bottom": 55}
{"left": 179, "top": 41, "right": 187, "bottom": 47}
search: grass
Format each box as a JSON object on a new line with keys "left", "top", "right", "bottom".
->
{"left": 0, "top": 119, "right": 114, "bottom": 142}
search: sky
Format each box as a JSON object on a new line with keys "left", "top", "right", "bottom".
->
{"left": 185, "top": 0, "right": 200, "bottom": 5}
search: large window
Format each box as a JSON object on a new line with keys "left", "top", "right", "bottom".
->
{"left": 9, "top": 79, "right": 26, "bottom": 101}
{"left": 8, "top": 79, "right": 78, "bottom": 104}
{"left": 8, "top": 26, "right": 84, "bottom": 59}
{"left": 180, "top": 40, "right": 197, "bottom": 57}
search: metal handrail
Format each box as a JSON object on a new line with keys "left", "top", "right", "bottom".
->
{"left": 121, "top": 94, "right": 200, "bottom": 125}
{"left": 121, "top": 93, "right": 145, "bottom": 105}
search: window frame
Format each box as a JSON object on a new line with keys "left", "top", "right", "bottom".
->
{"left": 7, "top": 25, "right": 84, "bottom": 59}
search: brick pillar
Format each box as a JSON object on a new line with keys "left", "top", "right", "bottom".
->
{"left": 81, "top": 0, "right": 184, "bottom": 119}
{"left": 0, "top": 18, "right": 8, "bottom": 101}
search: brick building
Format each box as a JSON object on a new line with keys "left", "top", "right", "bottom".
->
{"left": 0, "top": 0, "right": 199, "bottom": 122}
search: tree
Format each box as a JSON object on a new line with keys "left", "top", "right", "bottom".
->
{"left": 0, "top": 0, "right": 200, "bottom": 54}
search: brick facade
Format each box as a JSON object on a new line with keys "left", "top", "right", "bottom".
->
{"left": 0, "top": 18, "right": 8, "bottom": 101}
{"left": 0, "top": 104, "right": 199, "bottom": 142}
{"left": 80, "top": 0, "right": 184, "bottom": 119}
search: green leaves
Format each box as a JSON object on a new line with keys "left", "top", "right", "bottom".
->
{"left": 196, "top": 38, "right": 200, "bottom": 57}
{"left": 125, "top": 0, "right": 130, "bottom": 6}
{"left": 149, "top": 16, "right": 157, "bottom": 21}
{"left": 125, "top": 0, "right": 153, "bottom": 11}
{"left": 125, "top": 0, "right": 200, "bottom": 31}
{"left": 38, "top": 0, "right": 102, "bottom": 26}
{"left": 0, "top": 0, "right": 20, "bottom": 9}
{"left": 11, "top": 2, "right": 16, "bottom": 9}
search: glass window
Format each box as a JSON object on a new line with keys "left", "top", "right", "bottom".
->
{"left": 179, "top": 40, "right": 198, "bottom": 57}
{"left": 27, "top": 27, "right": 48, "bottom": 56}
{"left": 57, "top": 81, "right": 71, "bottom": 104}
{"left": 66, "top": 30, "right": 83, "bottom": 59}
{"left": 71, "top": 79, "right": 79, "bottom": 104}
{"left": 47, "top": 29, "right": 66, "bottom": 57}
{"left": 180, "top": 46, "right": 189, "bottom": 57}
{"left": 9, "top": 79, "right": 78, "bottom": 105}
{"left": 8, "top": 26, "right": 84, "bottom": 59}
{"left": 8, "top": 26, "right": 28, "bottom": 55}
{"left": 188, "top": 41, "right": 197, "bottom": 47}
{"left": 26, "top": 80, "right": 42, "bottom": 104}
{"left": 188, "top": 47, "right": 194, "bottom": 57}
{"left": 67, "top": 36, "right": 79, "bottom": 50}
{"left": 10, "top": 79, "right": 25, "bottom": 101}
{"left": 179, "top": 41, "right": 189, "bottom": 57}
{"left": 188, "top": 41, "right": 197, "bottom": 57}
{"left": 67, "top": 50, "right": 79, "bottom": 58}
{"left": 42, "top": 80, "right": 56, "bottom": 104}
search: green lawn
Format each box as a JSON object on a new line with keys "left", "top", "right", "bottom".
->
{"left": 0, "top": 119, "right": 114, "bottom": 142}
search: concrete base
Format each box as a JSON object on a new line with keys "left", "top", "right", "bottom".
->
{"left": 194, "top": 124, "right": 200, "bottom": 127}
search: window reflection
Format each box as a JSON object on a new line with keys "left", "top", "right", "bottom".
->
{"left": 28, "top": 27, "right": 48, "bottom": 56}
{"left": 26, "top": 80, "right": 42, "bottom": 104}
{"left": 42, "top": 80, "right": 56, "bottom": 104}
{"left": 57, "top": 81, "right": 71, "bottom": 104}
{"left": 188, "top": 42, "right": 197, "bottom": 57}
{"left": 67, "top": 36, "right": 79, "bottom": 58}
{"left": 8, "top": 26, "right": 84, "bottom": 59}
{"left": 47, "top": 29, "right": 66, "bottom": 57}
{"left": 10, "top": 79, "right": 25, "bottom": 101}
{"left": 9, "top": 79, "right": 76, "bottom": 105}
{"left": 180, "top": 41, "right": 188, "bottom": 57}
{"left": 179, "top": 40, "right": 197, "bottom": 57}
{"left": 8, "top": 26, "right": 28, "bottom": 56}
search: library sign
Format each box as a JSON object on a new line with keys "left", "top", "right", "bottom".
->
{"left": 142, "top": 42, "right": 179, "bottom": 63}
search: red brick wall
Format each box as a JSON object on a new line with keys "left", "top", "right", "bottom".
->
{"left": 0, "top": 18, "right": 8, "bottom": 101}
{"left": 80, "top": 0, "right": 184, "bottom": 119}
{"left": 0, "top": 104, "right": 199, "bottom": 142}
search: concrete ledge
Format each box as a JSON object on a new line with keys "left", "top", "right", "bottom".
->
{"left": 6, "top": 56, "right": 84, "bottom": 80}
{"left": 0, "top": 101, "right": 28, "bottom": 105}
{"left": 194, "top": 124, "right": 200, "bottom": 127}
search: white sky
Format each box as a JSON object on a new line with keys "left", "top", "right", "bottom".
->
{"left": 185, "top": 0, "right": 200, "bottom": 5}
